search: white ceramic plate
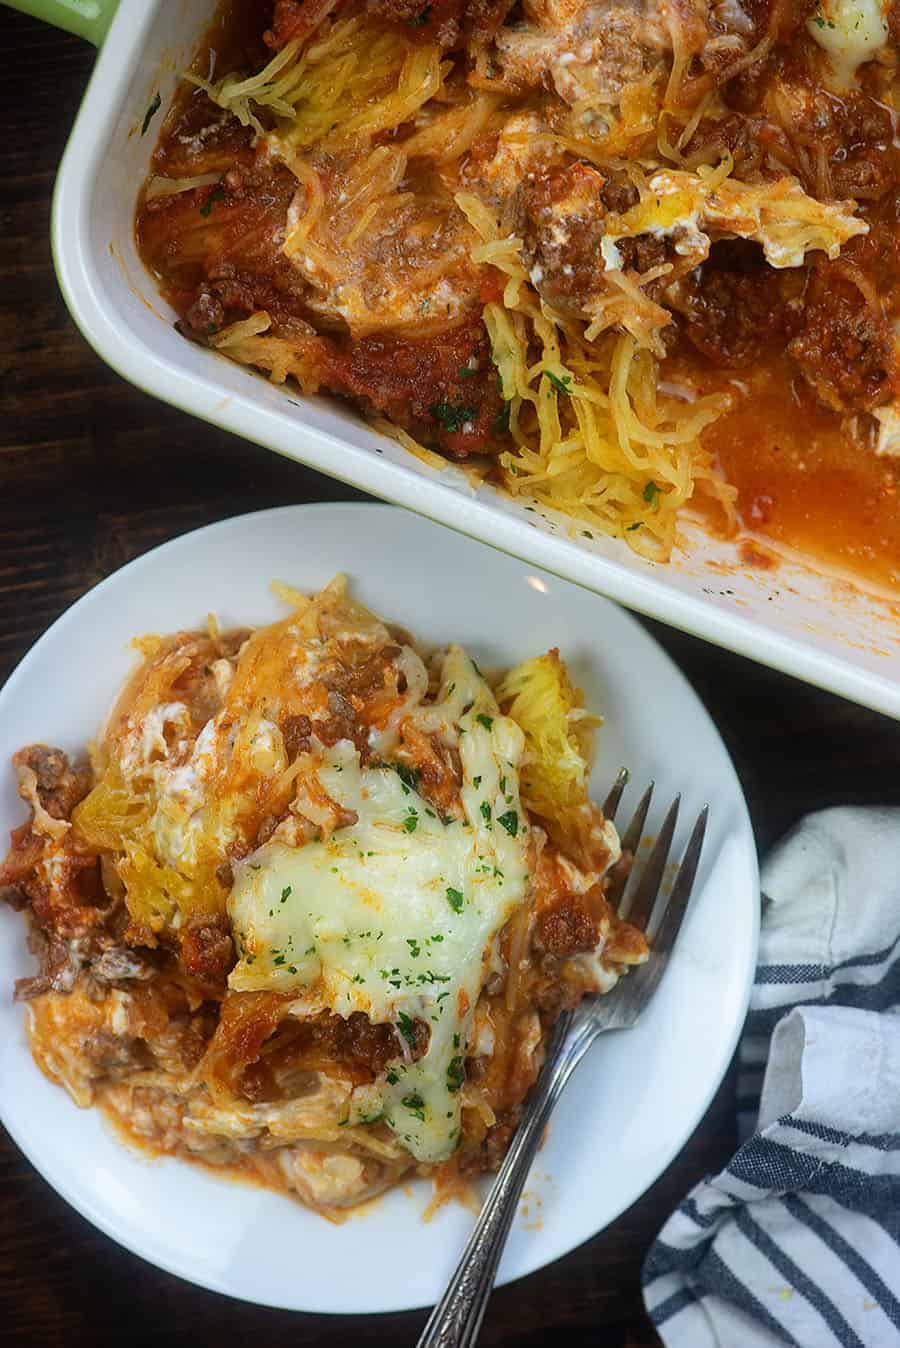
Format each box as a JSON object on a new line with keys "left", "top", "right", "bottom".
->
{"left": 0, "top": 503, "right": 758, "bottom": 1313}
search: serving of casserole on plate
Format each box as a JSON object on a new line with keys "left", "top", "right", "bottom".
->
{"left": 0, "top": 504, "right": 757, "bottom": 1312}
{"left": 5, "top": 569, "right": 649, "bottom": 1213}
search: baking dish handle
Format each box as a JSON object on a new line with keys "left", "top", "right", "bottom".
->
{"left": 4, "top": 0, "right": 118, "bottom": 45}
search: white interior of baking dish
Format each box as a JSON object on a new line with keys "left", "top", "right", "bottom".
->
{"left": 51, "top": 0, "right": 900, "bottom": 716}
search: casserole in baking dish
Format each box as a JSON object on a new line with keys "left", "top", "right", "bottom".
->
{"left": 9, "top": 0, "right": 900, "bottom": 715}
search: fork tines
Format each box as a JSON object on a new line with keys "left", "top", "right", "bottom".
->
{"left": 603, "top": 769, "right": 708, "bottom": 951}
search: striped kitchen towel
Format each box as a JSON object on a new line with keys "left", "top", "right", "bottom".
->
{"left": 642, "top": 807, "right": 900, "bottom": 1348}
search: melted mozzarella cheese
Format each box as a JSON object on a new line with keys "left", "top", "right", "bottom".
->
{"left": 228, "top": 648, "right": 531, "bottom": 1164}
{"left": 807, "top": 0, "right": 889, "bottom": 89}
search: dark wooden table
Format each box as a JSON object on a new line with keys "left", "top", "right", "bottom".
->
{"left": 3, "top": 11, "right": 900, "bottom": 1346}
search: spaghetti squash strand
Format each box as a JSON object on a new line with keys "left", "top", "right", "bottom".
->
{"left": 462, "top": 205, "right": 733, "bottom": 552}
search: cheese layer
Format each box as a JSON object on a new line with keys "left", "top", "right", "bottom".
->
{"left": 228, "top": 648, "right": 531, "bottom": 1163}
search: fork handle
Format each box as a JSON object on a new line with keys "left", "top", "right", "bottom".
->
{"left": 416, "top": 1009, "right": 579, "bottom": 1348}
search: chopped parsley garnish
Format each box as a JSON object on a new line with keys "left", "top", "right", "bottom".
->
{"left": 643, "top": 480, "right": 661, "bottom": 510}
{"left": 430, "top": 402, "right": 477, "bottom": 433}
{"left": 446, "top": 1056, "right": 465, "bottom": 1094}
{"left": 627, "top": 522, "right": 642, "bottom": 532}
{"left": 546, "top": 370, "right": 572, "bottom": 396}
{"left": 480, "top": 801, "right": 492, "bottom": 826}
{"left": 199, "top": 183, "right": 226, "bottom": 217}
{"left": 476, "top": 713, "right": 494, "bottom": 731}
{"left": 397, "top": 1011, "right": 417, "bottom": 1047}
{"left": 392, "top": 762, "right": 421, "bottom": 792}
{"left": 431, "top": 933, "right": 444, "bottom": 943}
{"left": 446, "top": 886, "right": 464, "bottom": 912}
{"left": 458, "top": 363, "right": 479, "bottom": 378}
{"left": 304, "top": 944, "right": 316, "bottom": 955}
{"left": 288, "top": 964, "right": 298, "bottom": 974}
{"left": 406, "top": 938, "right": 421, "bottom": 958}
{"left": 141, "top": 92, "right": 161, "bottom": 136}
{"left": 273, "top": 954, "right": 286, "bottom": 966}
{"left": 497, "top": 809, "right": 519, "bottom": 837}
{"left": 352, "top": 973, "right": 364, "bottom": 984}
{"left": 386, "top": 1069, "right": 401, "bottom": 1085}
{"left": 492, "top": 402, "right": 511, "bottom": 435}
{"left": 403, "top": 808, "right": 419, "bottom": 833}
{"left": 402, "top": 1091, "right": 426, "bottom": 1121}
{"left": 473, "top": 775, "right": 482, "bottom": 788}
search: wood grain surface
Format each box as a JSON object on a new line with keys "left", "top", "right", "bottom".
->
{"left": 3, "top": 11, "right": 900, "bottom": 1347}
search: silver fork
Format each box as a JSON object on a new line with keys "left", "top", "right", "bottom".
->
{"left": 416, "top": 769, "right": 708, "bottom": 1348}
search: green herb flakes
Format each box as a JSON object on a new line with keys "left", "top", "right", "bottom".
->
{"left": 446, "top": 886, "right": 464, "bottom": 912}
{"left": 446, "top": 1056, "right": 465, "bottom": 1094}
{"left": 497, "top": 809, "right": 519, "bottom": 837}
{"left": 392, "top": 762, "right": 420, "bottom": 792}
{"left": 430, "top": 402, "right": 477, "bottom": 433}
{"left": 643, "top": 480, "right": 661, "bottom": 510}
{"left": 141, "top": 92, "right": 161, "bottom": 136}
{"left": 402, "top": 1091, "right": 426, "bottom": 1122}
{"left": 397, "top": 1011, "right": 417, "bottom": 1047}
{"left": 546, "top": 370, "right": 572, "bottom": 396}
{"left": 199, "top": 183, "right": 226, "bottom": 217}
{"left": 492, "top": 402, "right": 511, "bottom": 435}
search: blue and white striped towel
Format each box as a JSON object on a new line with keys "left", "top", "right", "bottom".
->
{"left": 642, "top": 807, "right": 900, "bottom": 1348}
